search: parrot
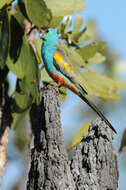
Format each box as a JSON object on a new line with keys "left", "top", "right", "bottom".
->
{"left": 40, "top": 27, "right": 116, "bottom": 134}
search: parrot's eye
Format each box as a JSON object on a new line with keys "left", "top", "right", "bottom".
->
{"left": 41, "top": 27, "right": 49, "bottom": 33}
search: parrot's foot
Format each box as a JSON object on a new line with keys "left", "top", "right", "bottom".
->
{"left": 41, "top": 84, "right": 59, "bottom": 95}
{"left": 47, "top": 84, "right": 59, "bottom": 94}
{"left": 54, "top": 85, "right": 60, "bottom": 94}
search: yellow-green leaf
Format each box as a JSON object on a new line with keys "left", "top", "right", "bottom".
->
{"left": 78, "top": 42, "right": 106, "bottom": 60}
{"left": 119, "top": 129, "right": 126, "bottom": 153}
{"left": 76, "top": 20, "right": 97, "bottom": 44}
{"left": 13, "top": 92, "right": 32, "bottom": 112}
{"left": 49, "top": 16, "right": 63, "bottom": 28}
{"left": 114, "top": 80, "right": 126, "bottom": 90}
{"left": 12, "top": 92, "right": 32, "bottom": 128}
{"left": 46, "top": 0, "right": 86, "bottom": 17}
{"left": 72, "top": 12, "right": 83, "bottom": 40}
{"left": 0, "top": 0, "right": 12, "bottom": 9}
{"left": 7, "top": 55, "right": 24, "bottom": 79}
{"left": 59, "top": 87, "right": 67, "bottom": 102}
{"left": 60, "top": 42, "right": 121, "bottom": 100}
{"left": 8, "top": 34, "right": 40, "bottom": 98}
{"left": 18, "top": 39, "right": 40, "bottom": 97}
{"left": 24, "top": 0, "right": 52, "bottom": 27}
{"left": 68, "top": 122, "right": 91, "bottom": 150}
{"left": 57, "top": 15, "right": 72, "bottom": 34}
{"left": 34, "top": 38, "right": 43, "bottom": 63}
{"left": 41, "top": 66, "right": 55, "bottom": 84}
{"left": 60, "top": 42, "right": 85, "bottom": 67}
{"left": 12, "top": 109, "right": 29, "bottom": 129}
{"left": 46, "top": 0, "right": 86, "bottom": 27}
{"left": 0, "top": 0, "right": 6, "bottom": 9}
{"left": 80, "top": 71, "right": 120, "bottom": 100}
{"left": 84, "top": 52, "right": 106, "bottom": 66}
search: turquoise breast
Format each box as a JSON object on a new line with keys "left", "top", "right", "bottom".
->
{"left": 41, "top": 42, "right": 57, "bottom": 74}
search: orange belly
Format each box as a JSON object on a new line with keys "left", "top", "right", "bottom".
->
{"left": 49, "top": 72, "right": 80, "bottom": 96}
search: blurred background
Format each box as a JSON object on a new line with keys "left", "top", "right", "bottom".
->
{"left": 1, "top": 0, "right": 126, "bottom": 189}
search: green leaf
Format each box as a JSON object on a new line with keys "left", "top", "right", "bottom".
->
{"left": 60, "top": 42, "right": 120, "bottom": 100}
{"left": 0, "top": 0, "right": 14, "bottom": 9}
{"left": 49, "top": 16, "right": 63, "bottom": 28}
{"left": 41, "top": 66, "right": 55, "bottom": 84}
{"left": 76, "top": 20, "right": 97, "bottom": 44}
{"left": 78, "top": 42, "right": 106, "bottom": 60}
{"left": 57, "top": 16, "right": 72, "bottom": 34}
{"left": 81, "top": 71, "right": 120, "bottom": 100}
{"left": 34, "top": 38, "right": 43, "bottom": 63}
{"left": 114, "top": 80, "right": 126, "bottom": 90}
{"left": 71, "top": 12, "right": 83, "bottom": 41}
{"left": 12, "top": 109, "right": 29, "bottom": 129}
{"left": 60, "top": 42, "right": 85, "bottom": 67}
{"left": 0, "top": 0, "right": 6, "bottom": 9}
{"left": 7, "top": 55, "right": 24, "bottom": 79}
{"left": 11, "top": 4, "right": 24, "bottom": 25}
{"left": 24, "top": 0, "right": 52, "bottom": 27}
{"left": 0, "top": 8, "right": 9, "bottom": 69}
{"left": 12, "top": 91, "right": 32, "bottom": 128}
{"left": 46, "top": 0, "right": 86, "bottom": 27}
{"left": 84, "top": 52, "right": 106, "bottom": 66}
{"left": 59, "top": 87, "right": 67, "bottom": 102}
{"left": 12, "top": 91, "right": 32, "bottom": 113}
{"left": 6, "top": 14, "right": 24, "bottom": 78}
{"left": 119, "top": 129, "right": 126, "bottom": 153}
{"left": 8, "top": 32, "right": 40, "bottom": 98}
{"left": 68, "top": 122, "right": 91, "bottom": 150}
{"left": 18, "top": 37, "right": 40, "bottom": 98}
{"left": 46, "top": 0, "right": 86, "bottom": 17}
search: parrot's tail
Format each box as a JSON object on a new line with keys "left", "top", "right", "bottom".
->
{"left": 79, "top": 94, "right": 117, "bottom": 134}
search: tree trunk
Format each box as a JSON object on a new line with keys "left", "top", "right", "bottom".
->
{"left": 27, "top": 85, "right": 118, "bottom": 190}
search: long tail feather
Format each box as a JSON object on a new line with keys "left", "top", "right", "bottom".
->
{"left": 79, "top": 94, "right": 117, "bottom": 133}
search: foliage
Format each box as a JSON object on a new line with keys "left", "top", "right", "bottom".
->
{"left": 68, "top": 122, "right": 91, "bottom": 151}
{"left": 119, "top": 129, "right": 126, "bottom": 153}
{"left": 0, "top": 0, "right": 125, "bottom": 128}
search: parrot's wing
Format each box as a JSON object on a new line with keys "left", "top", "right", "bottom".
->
{"left": 53, "top": 46, "right": 87, "bottom": 94}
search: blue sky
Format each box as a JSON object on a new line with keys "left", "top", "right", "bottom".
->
{"left": 84, "top": 0, "right": 126, "bottom": 60}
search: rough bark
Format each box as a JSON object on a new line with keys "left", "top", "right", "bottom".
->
{"left": 70, "top": 118, "right": 118, "bottom": 190}
{"left": 27, "top": 85, "right": 75, "bottom": 190}
{"left": 27, "top": 85, "right": 118, "bottom": 190}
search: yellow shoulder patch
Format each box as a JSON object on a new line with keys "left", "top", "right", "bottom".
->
{"left": 54, "top": 51, "right": 71, "bottom": 72}
{"left": 64, "top": 63, "right": 71, "bottom": 72}
{"left": 54, "top": 51, "right": 63, "bottom": 66}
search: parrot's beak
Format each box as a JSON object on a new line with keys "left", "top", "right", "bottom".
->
{"left": 39, "top": 27, "right": 49, "bottom": 39}
{"left": 39, "top": 32, "right": 44, "bottom": 39}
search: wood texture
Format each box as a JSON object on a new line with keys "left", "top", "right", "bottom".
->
{"left": 27, "top": 85, "right": 118, "bottom": 190}
{"left": 27, "top": 85, "right": 75, "bottom": 190}
{"left": 70, "top": 118, "right": 118, "bottom": 190}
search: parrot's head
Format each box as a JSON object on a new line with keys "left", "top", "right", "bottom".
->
{"left": 40, "top": 27, "right": 58, "bottom": 43}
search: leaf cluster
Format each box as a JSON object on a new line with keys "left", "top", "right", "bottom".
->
{"left": 0, "top": 0, "right": 125, "bottom": 128}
